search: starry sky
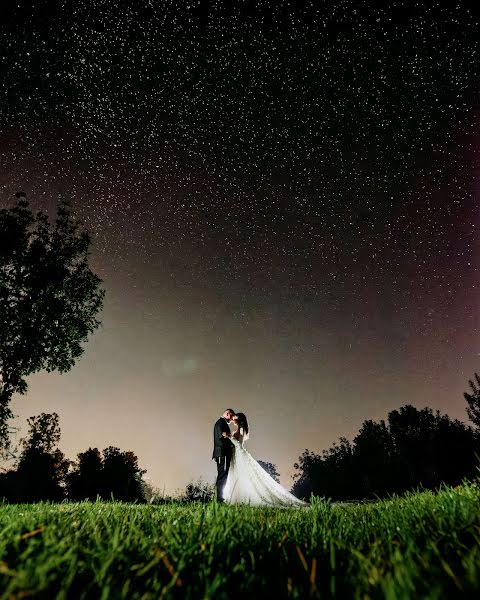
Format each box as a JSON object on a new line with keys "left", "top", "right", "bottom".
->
{"left": 1, "top": 1, "right": 479, "bottom": 493}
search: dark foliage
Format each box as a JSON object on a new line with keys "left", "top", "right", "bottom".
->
{"left": 20, "top": 412, "right": 62, "bottom": 453}
{"left": 65, "top": 448, "right": 103, "bottom": 501}
{"left": 464, "top": 372, "right": 480, "bottom": 429}
{"left": 293, "top": 405, "right": 479, "bottom": 501}
{"left": 66, "top": 446, "right": 146, "bottom": 502}
{"left": 177, "top": 478, "right": 214, "bottom": 503}
{"left": 0, "top": 413, "right": 69, "bottom": 502}
{"left": 0, "top": 413, "right": 147, "bottom": 503}
{"left": 0, "top": 195, "right": 104, "bottom": 451}
{"left": 258, "top": 460, "right": 281, "bottom": 483}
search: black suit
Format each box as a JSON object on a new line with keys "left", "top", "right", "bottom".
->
{"left": 212, "top": 417, "right": 232, "bottom": 502}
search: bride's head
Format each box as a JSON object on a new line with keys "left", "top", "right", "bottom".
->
{"left": 235, "top": 412, "right": 249, "bottom": 434}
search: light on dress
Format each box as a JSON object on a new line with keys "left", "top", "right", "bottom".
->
{"left": 223, "top": 429, "right": 308, "bottom": 507}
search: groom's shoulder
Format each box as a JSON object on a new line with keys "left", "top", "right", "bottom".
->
{"left": 214, "top": 417, "right": 229, "bottom": 430}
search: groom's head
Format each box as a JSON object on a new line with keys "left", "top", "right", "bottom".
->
{"left": 223, "top": 409, "right": 236, "bottom": 422}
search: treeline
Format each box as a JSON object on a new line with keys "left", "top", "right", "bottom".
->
{"left": 0, "top": 414, "right": 146, "bottom": 503}
{"left": 292, "top": 377, "right": 480, "bottom": 501}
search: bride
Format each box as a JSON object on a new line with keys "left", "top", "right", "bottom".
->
{"left": 223, "top": 413, "right": 308, "bottom": 507}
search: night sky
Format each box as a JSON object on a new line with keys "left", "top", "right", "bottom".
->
{"left": 1, "top": 1, "right": 479, "bottom": 493}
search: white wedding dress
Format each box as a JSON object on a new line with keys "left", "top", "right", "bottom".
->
{"left": 223, "top": 428, "right": 307, "bottom": 507}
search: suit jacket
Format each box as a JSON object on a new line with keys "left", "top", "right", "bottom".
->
{"left": 212, "top": 417, "right": 233, "bottom": 459}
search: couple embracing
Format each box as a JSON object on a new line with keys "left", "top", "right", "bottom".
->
{"left": 212, "top": 409, "right": 307, "bottom": 507}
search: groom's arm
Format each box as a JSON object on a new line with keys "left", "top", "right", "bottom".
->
{"left": 221, "top": 420, "right": 231, "bottom": 438}
{"left": 217, "top": 419, "right": 231, "bottom": 439}
{"left": 214, "top": 419, "right": 230, "bottom": 442}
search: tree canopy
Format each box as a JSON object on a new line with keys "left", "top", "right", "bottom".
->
{"left": 0, "top": 194, "right": 104, "bottom": 449}
{"left": 0, "top": 412, "right": 70, "bottom": 502}
{"left": 67, "top": 446, "right": 146, "bottom": 502}
{"left": 0, "top": 413, "right": 147, "bottom": 503}
{"left": 292, "top": 404, "right": 478, "bottom": 501}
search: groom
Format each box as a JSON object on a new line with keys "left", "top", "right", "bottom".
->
{"left": 212, "top": 408, "right": 235, "bottom": 502}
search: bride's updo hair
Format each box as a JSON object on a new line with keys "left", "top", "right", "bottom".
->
{"left": 236, "top": 412, "right": 249, "bottom": 434}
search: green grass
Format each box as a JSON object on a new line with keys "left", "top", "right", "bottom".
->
{"left": 0, "top": 481, "right": 479, "bottom": 599}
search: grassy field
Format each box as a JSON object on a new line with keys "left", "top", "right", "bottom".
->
{"left": 0, "top": 481, "right": 479, "bottom": 599}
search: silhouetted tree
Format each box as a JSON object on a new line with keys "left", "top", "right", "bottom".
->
{"left": 11, "top": 447, "right": 69, "bottom": 502}
{"left": 430, "top": 413, "right": 478, "bottom": 485}
{"left": 0, "top": 413, "right": 148, "bottom": 503}
{"left": 292, "top": 405, "right": 478, "bottom": 501}
{"left": 0, "top": 412, "right": 69, "bottom": 502}
{"left": 320, "top": 437, "right": 357, "bottom": 498}
{"left": 388, "top": 404, "right": 433, "bottom": 490}
{"left": 67, "top": 446, "right": 146, "bottom": 502}
{"left": 20, "top": 412, "right": 61, "bottom": 453}
{"left": 257, "top": 460, "right": 281, "bottom": 483}
{"left": 464, "top": 372, "right": 480, "bottom": 429}
{"left": 292, "top": 438, "right": 358, "bottom": 500}
{"left": 387, "top": 405, "right": 477, "bottom": 491}
{"left": 99, "top": 446, "right": 146, "bottom": 502}
{"left": 292, "top": 449, "right": 323, "bottom": 499}
{"left": 179, "top": 478, "right": 214, "bottom": 503}
{"left": 353, "top": 419, "right": 394, "bottom": 496}
{"left": 0, "top": 195, "right": 104, "bottom": 451}
{"left": 66, "top": 448, "right": 103, "bottom": 500}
